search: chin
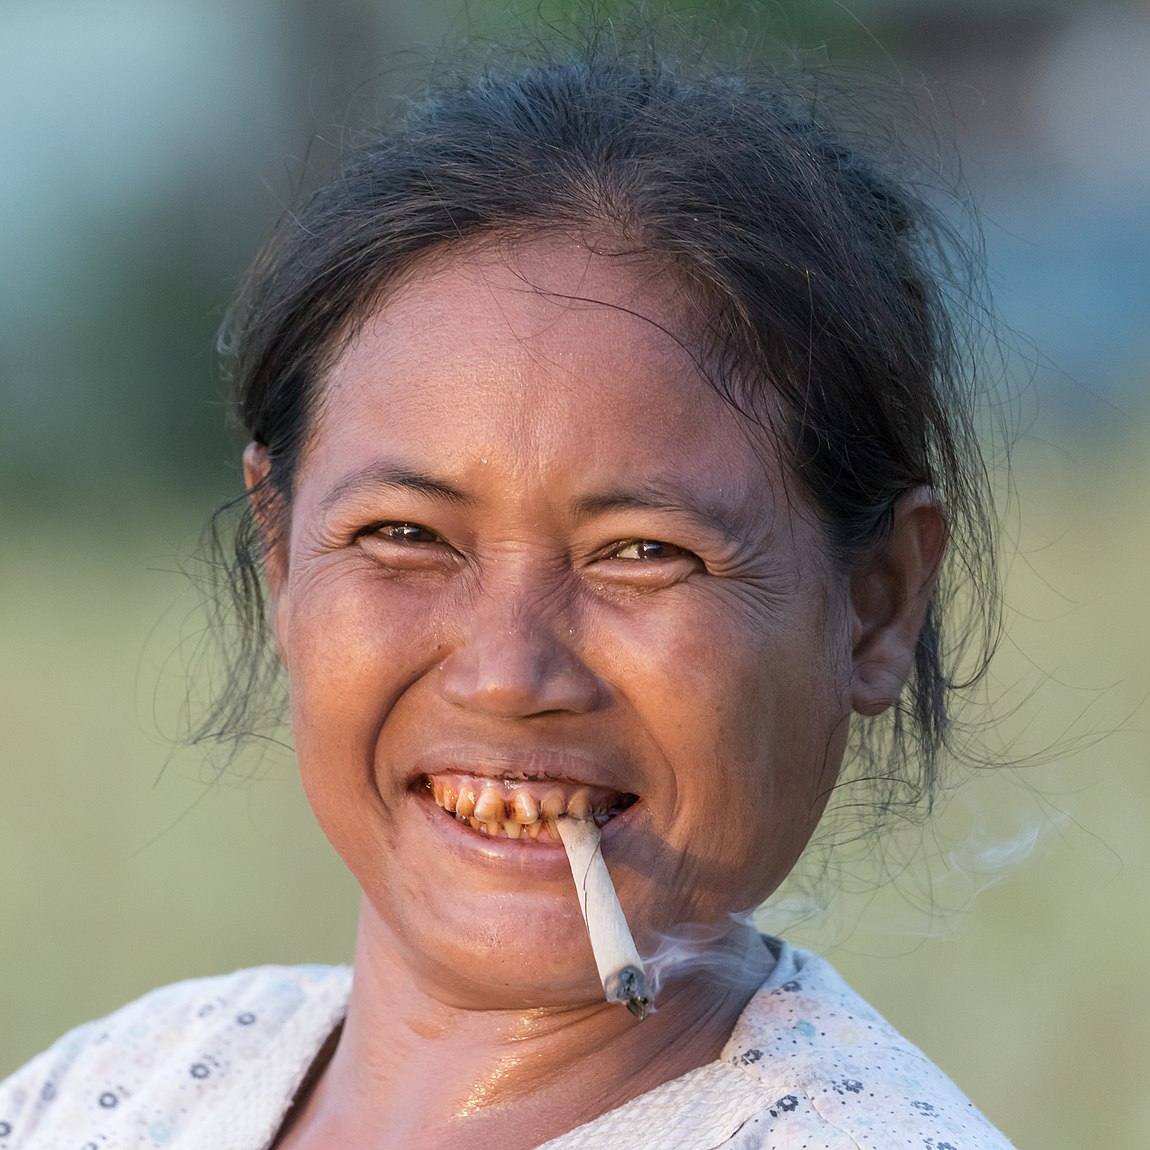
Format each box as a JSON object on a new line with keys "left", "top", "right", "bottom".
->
{"left": 385, "top": 895, "right": 611, "bottom": 1011}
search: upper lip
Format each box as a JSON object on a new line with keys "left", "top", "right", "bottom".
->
{"left": 408, "top": 744, "right": 637, "bottom": 795}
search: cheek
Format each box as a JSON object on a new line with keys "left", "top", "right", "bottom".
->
{"left": 279, "top": 566, "right": 441, "bottom": 806}
{"left": 616, "top": 590, "right": 849, "bottom": 780}
{"left": 604, "top": 588, "right": 852, "bottom": 907}
{"left": 284, "top": 559, "right": 435, "bottom": 689}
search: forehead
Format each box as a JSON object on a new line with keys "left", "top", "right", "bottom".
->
{"left": 327, "top": 239, "right": 708, "bottom": 417}
{"left": 301, "top": 236, "right": 791, "bottom": 524}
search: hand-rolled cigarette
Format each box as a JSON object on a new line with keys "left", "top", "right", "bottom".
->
{"left": 556, "top": 816, "right": 653, "bottom": 1020}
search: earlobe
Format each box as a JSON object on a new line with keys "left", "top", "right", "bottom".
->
{"left": 242, "top": 442, "right": 290, "bottom": 661}
{"left": 849, "top": 488, "right": 947, "bottom": 717}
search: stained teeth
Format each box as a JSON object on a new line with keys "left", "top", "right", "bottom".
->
{"left": 456, "top": 785, "right": 477, "bottom": 819}
{"left": 540, "top": 791, "right": 565, "bottom": 821}
{"left": 511, "top": 790, "right": 539, "bottom": 825}
{"left": 473, "top": 786, "right": 505, "bottom": 824}
{"left": 566, "top": 789, "right": 591, "bottom": 820}
{"left": 429, "top": 775, "right": 634, "bottom": 839}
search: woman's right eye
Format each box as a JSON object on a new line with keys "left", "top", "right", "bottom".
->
{"left": 354, "top": 522, "right": 457, "bottom": 572}
{"left": 364, "top": 521, "right": 443, "bottom": 545}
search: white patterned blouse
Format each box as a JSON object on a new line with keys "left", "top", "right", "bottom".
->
{"left": 0, "top": 941, "right": 1015, "bottom": 1149}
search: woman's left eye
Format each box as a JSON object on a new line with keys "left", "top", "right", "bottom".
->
{"left": 610, "top": 539, "right": 694, "bottom": 562}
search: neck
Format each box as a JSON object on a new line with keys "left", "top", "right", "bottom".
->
{"left": 278, "top": 901, "right": 773, "bottom": 1150}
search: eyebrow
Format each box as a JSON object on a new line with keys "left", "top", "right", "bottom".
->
{"left": 320, "top": 462, "right": 473, "bottom": 513}
{"left": 320, "top": 466, "right": 745, "bottom": 540}
{"left": 573, "top": 485, "right": 742, "bottom": 540}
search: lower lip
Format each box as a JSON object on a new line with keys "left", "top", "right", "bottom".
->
{"left": 413, "top": 790, "right": 634, "bottom": 878}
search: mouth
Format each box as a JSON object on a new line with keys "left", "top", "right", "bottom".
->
{"left": 420, "top": 774, "right": 639, "bottom": 841}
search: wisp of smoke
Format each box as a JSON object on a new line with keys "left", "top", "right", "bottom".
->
{"left": 642, "top": 912, "right": 766, "bottom": 997}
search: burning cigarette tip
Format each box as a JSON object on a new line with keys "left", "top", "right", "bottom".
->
{"left": 605, "top": 965, "right": 653, "bottom": 1020}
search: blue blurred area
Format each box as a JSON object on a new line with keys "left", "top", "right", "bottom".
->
{"left": 900, "top": 0, "right": 1150, "bottom": 428}
{"left": 0, "top": 0, "right": 460, "bottom": 498}
{"left": 2, "top": 0, "right": 1147, "bottom": 506}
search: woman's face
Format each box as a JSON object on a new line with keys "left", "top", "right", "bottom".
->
{"left": 262, "top": 239, "right": 854, "bottom": 1008}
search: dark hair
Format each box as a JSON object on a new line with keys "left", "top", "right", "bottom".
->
{"left": 201, "top": 35, "right": 999, "bottom": 833}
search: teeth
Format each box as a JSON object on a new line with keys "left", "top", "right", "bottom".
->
{"left": 566, "top": 789, "right": 591, "bottom": 820}
{"left": 540, "top": 791, "right": 565, "bottom": 821}
{"left": 473, "top": 786, "right": 505, "bottom": 824}
{"left": 456, "top": 785, "right": 477, "bottom": 819}
{"left": 511, "top": 790, "right": 539, "bottom": 825}
{"left": 428, "top": 775, "right": 634, "bottom": 839}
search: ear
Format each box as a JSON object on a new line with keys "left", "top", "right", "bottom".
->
{"left": 849, "top": 488, "right": 947, "bottom": 717}
{"left": 242, "top": 442, "right": 290, "bottom": 660}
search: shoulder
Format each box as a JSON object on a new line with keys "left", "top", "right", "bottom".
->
{"left": 0, "top": 964, "right": 351, "bottom": 1149}
{"left": 717, "top": 940, "right": 1016, "bottom": 1149}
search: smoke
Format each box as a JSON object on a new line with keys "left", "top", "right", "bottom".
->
{"left": 628, "top": 772, "right": 1069, "bottom": 1001}
{"left": 601, "top": 767, "right": 1072, "bottom": 1008}
{"left": 642, "top": 912, "right": 768, "bottom": 997}
{"left": 755, "top": 768, "right": 1070, "bottom": 951}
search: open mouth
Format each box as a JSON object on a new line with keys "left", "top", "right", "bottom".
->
{"left": 421, "top": 774, "right": 638, "bottom": 841}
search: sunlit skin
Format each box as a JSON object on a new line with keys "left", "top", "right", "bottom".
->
{"left": 249, "top": 237, "right": 945, "bottom": 1149}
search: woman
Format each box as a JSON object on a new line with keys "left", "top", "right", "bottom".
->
{"left": 0, "top": 40, "right": 1012, "bottom": 1150}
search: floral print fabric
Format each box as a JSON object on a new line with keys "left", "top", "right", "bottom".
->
{"left": 0, "top": 943, "right": 1015, "bottom": 1149}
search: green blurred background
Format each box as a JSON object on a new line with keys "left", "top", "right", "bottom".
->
{"left": 2, "top": 1, "right": 1148, "bottom": 1145}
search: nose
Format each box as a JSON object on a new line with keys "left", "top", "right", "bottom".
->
{"left": 437, "top": 579, "right": 602, "bottom": 719}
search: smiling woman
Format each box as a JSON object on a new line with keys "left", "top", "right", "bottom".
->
{"left": 256, "top": 239, "right": 857, "bottom": 1020}
{"left": 0, "top": 32, "right": 1011, "bottom": 1150}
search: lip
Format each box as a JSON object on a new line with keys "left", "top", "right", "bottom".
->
{"left": 407, "top": 744, "right": 637, "bottom": 794}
